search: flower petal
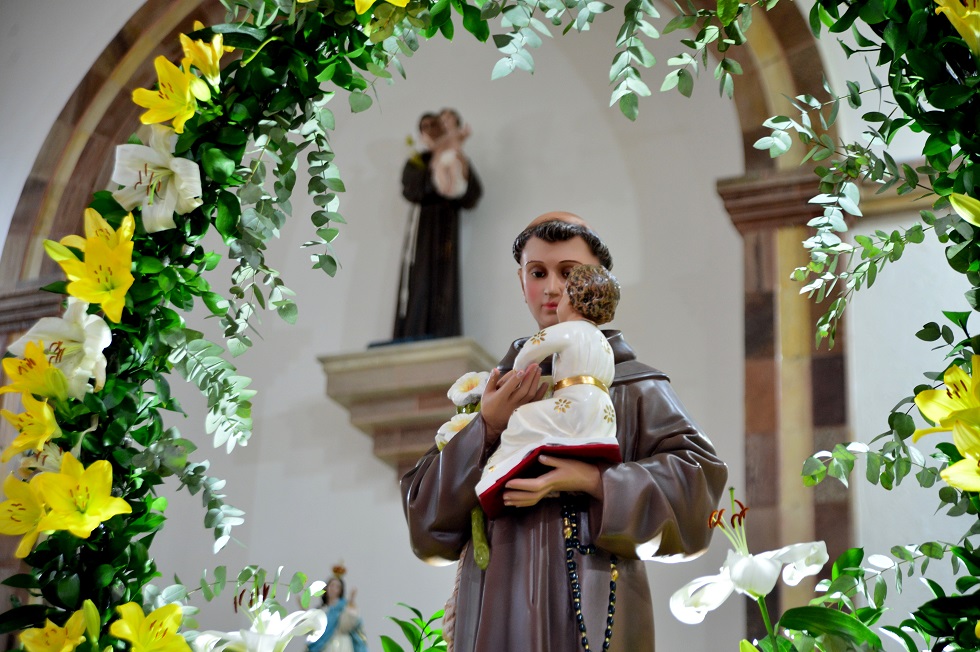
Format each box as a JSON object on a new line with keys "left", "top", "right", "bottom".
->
{"left": 669, "top": 572, "right": 735, "bottom": 624}
{"left": 942, "top": 457, "right": 980, "bottom": 492}
{"left": 726, "top": 550, "right": 781, "bottom": 598}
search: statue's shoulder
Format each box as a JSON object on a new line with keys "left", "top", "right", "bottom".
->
{"left": 614, "top": 359, "right": 669, "bottom": 384}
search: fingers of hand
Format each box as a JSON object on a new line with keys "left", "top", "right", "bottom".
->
{"left": 502, "top": 489, "right": 545, "bottom": 508}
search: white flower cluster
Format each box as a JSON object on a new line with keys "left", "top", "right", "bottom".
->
{"left": 435, "top": 371, "right": 491, "bottom": 450}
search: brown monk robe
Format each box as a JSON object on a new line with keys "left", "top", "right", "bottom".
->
{"left": 401, "top": 329, "right": 728, "bottom": 652}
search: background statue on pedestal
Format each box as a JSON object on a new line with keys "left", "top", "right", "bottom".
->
{"left": 306, "top": 566, "right": 368, "bottom": 652}
{"left": 393, "top": 109, "right": 483, "bottom": 341}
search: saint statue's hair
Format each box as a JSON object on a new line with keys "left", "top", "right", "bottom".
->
{"left": 512, "top": 220, "right": 613, "bottom": 270}
{"left": 566, "top": 264, "right": 620, "bottom": 325}
{"left": 417, "top": 112, "right": 438, "bottom": 131}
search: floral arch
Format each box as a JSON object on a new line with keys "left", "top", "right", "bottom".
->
{"left": 6, "top": 0, "right": 967, "bottom": 648}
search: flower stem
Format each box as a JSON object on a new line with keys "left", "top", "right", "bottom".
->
{"left": 756, "top": 596, "right": 778, "bottom": 651}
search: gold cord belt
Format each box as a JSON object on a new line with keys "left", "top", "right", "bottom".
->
{"left": 553, "top": 375, "right": 609, "bottom": 394}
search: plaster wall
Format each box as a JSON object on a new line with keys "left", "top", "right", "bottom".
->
{"left": 0, "top": 1, "right": 745, "bottom": 649}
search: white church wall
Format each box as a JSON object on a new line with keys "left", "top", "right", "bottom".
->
{"left": 0, "top": 1, "right": 745, "bottom": 649}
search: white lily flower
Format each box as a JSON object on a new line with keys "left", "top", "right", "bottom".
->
{"left": 447, "top": 371, "right": 490, "bottom": 407}
{"left": 772, "top": 540, "right": 829, "bottom": 586}
{"left": 670, "top": 550, "right": 783, "bottom": 624}
{"left": 193, "top": 608, "right": 326, "bottom": 652}
{"left": 111, "top": 124, "right": 203, "bottom": 232}
{"left": 435, "top": 412, "right": 478, "bottom": 450}
{"left": 726, "top": 549, "right": 783, "bottom": 598}
{"left": 670, "top": 491, "right": 829, "bottom": 626}
{"left": 8, "top": 298, "right": 111, "bottom": 400}
{"left": 17, "top": 442, "right": 65, "bottom": 480}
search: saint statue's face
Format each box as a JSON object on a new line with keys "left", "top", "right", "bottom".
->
{"left": 326, "top": 578, "right": 343, "bottom": 603}
{"left": 518, "top": 236, "right": 600, "bottom": 329}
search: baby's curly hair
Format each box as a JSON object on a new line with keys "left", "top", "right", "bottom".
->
{"left": 566, "top": 264, "right": 620, "bottom": 325}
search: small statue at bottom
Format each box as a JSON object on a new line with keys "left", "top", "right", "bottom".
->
{"left": 306, "top": 565, "right": 368, "bottom": 652}
{"left": 476, "top": 264, "right": 623, "bottom": 518}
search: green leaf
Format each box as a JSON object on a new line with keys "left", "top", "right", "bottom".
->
{"left": 203, "top": 292, "right": 230, "bottom": 316}
{"left": 276, "top": 301, "right": 298, "bottom": 324}
{"left": 202, "top": 146, "right": 237, "bottom": 184}
{"left": 663, "top": 13, "right": 697, "bottom": 34}
{"left": 716, "top": 0, "right": 738, "bottom": 25}
{"left": 0, "top": 605, "right": 49, "bottom": 634}
{"left": 390, "top": 617, "right": 423, "bottom": 649}
{"left": 801, "top": 456, "right": 827, "bottom": 486}
{"left": 1, "top": 574, "right": 39, "bottom": 590}
{"left": 778, "top": 606, "right": 882, "bottom": 647}
{"left": 56, "top": 574, "right": 81, "bottom": 609}
{"left": 832, "top": 548, "right": 864, "bottom": 579}
{"left": 216, "top": 190, "right": 242, "bottom": 244}
{"left": 380, "top": 636, "right": 406, "bottom": 652}
{"left": 462, "top": 5, "right": 490, "bottom": 41}
{"left": 619, "top": 92, "right": 639, "bottom": 121}
{"left": 887, "top": 411, "right": 915, "bottom": 439}
{"left": 349, "top": 92, "right": 373, "bottom": 113}
{"left": 928, "top": 83, "right": 975, "bottom": 110}
{"left": 289, "top": 571, "right": 307, "bottom": 594}
{"left": 677, "top": 68, "right": 694, "bottom": 97}
{"left": 491, "top": 57, "right": 515, "bottom": 80}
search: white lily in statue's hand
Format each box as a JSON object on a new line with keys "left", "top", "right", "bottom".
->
{"left": 435, "top": 412, "right": 478, "bottom": 450}
{"left": 111, "top": 124, "right": 203, "bottom": 232}
{"left": 193, "top": 607, "right": 326, "bottom": 652}
{"left": 448, "top": 371, "right": 490, "bottom": 407}
{"left": 670, "top": 492, "right": 828, "bottom": 625}
{"left": 8, "top": 298, "right": 111, "bottom": 400}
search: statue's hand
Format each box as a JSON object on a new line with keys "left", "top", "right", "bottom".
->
{"left": 501, "top": 455, "right": 604, "bottom": 508}
{"left": 479, "top": 365, "right": 546, "bottom": 444}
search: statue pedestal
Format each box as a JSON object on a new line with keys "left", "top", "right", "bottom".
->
{"left": 319, "top": 337, "right": 498, "bottom": 476}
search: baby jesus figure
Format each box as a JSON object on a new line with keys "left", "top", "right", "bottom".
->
{"left": 429, "top": 109, "right": 471, "bottom": 199}
{"left": 476, "top": 264, "right": 623, "bottom": 518}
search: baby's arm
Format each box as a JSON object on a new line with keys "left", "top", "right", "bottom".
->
{"left": 512, "top": 322, "right": 577, "bottom": 370}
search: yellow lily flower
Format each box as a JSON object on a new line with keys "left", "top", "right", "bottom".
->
{"left": 0, "top": 473, "right": 48, "bottom": 558}
{"left": 356, "top": 0, "right": 408, "bottom": 15}
{"left": 0, "top": 393, "right": 62, "bottom": 463}
{"left": 0, "top": 341, "right": 70, "bottom": 404}
{"left": 59, "top": 209, "right": 135, "bottom": 255}
{"left": 58, "top": 238, "right": 134, "bottom": 324}
{"left": 940, "top": 425, "right": 980, "bottom": 491}
{"left": 20, "top": 609, "right": 86, "bottom": 652}
{"left": 133, "top": 56, "right": 210, "bottom": 134}
{"left": 180, "top": 21, "right": 229, "bottom": 88}
{"left": 34, "top": 452, "right": 131, "bottom": 539}
{"left": 912, "top": 355, "right": 980, "bottom": 455}
{"left": 110, "top": 603, "right": 190, "bottom": 652}
{"left": 936, "top": 0, "right": 980, "bottom": 58}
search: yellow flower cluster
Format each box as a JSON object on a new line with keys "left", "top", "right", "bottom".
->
{"left": 44, "top": 209, "right": 135, "bottom": 324}
{"left": 0, "top": 453, "right": 131, "bottom": 558}
{"left": 913, "top": 355, "right": 980, "bottom": 491}
{"left": 133, "top": 21, "right": 228, "bottom": 134}
{"left": 935, "top": 0, "right": 980, "bottom": 58}
{"left": 17, "top": 600, "right": 188, "bottom": 652}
